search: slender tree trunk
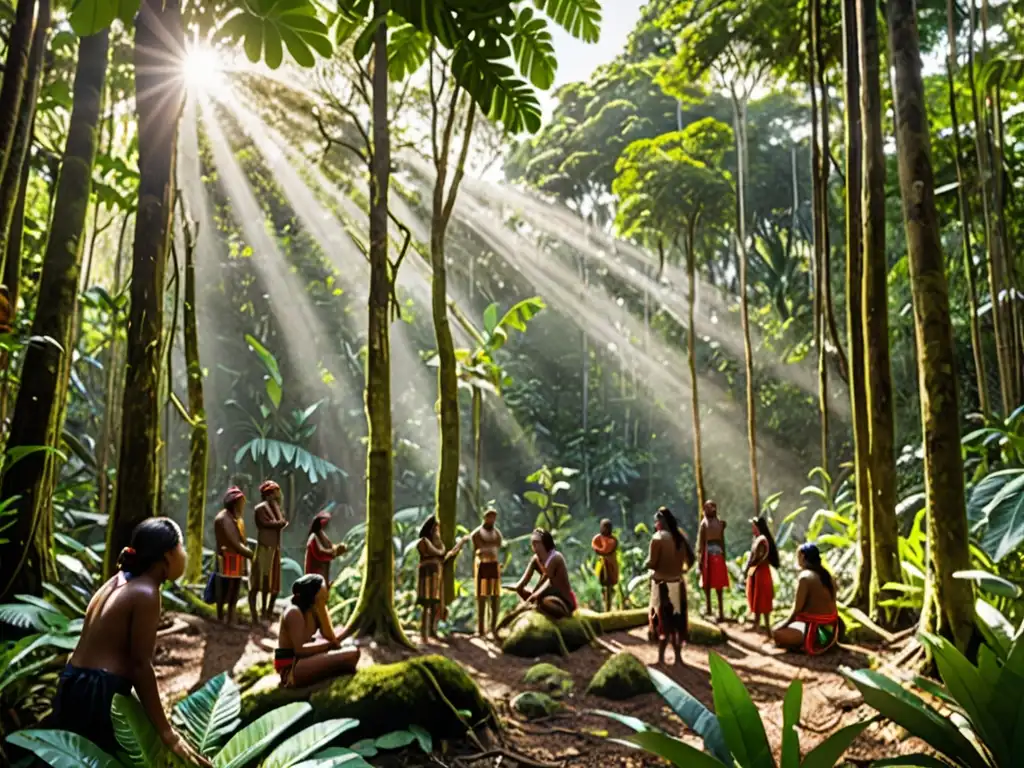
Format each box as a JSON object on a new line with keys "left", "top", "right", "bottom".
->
{"left": 945, "top": 0, "right": 988, "bottom": 414}
{"left": 809, "top": 0, "right": 829, "bottom": 473}
{"left": 0, "top": 30, "right": 109, "bottom": 601}
{"left": 0, "top": 0, "right": 37, "bottom": 196}
{"left": 182, "top": 215, "right": 207, "bottom": 584}
{"left": 861, "top": 0, "right": 901, "bottom": 619}
{"left": 430, "top": 81, "right": 475, "bottom": 608}
{"left": 473, "top": 388, "right": 482, "bottom": 508}
{"left": 887, "top": 0, "right": 975, "bottom": 651}
{"left": 97, "top": 222, "right": 128, "bottom": 520}
{"left": 580, "top": 257, "right": 591, "bottom": 508}
{"left": 686, "top": 214, "right": 706, "bottom": 509}
{"left": 845, "top": 0, "right": 872, "bottom": 610}
{"left": 345, "top": 11, "right": 411, "bottom": 646}
{"left": 107, "top": 0, "right": 185, "bottom": 574}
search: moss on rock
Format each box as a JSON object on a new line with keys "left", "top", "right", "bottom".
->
{"left": 523, "top": 663, "right": 574, "bottom": 697}
{"left": 586, "top": 652, "right": 654, "bottom": 700}
{"left": 240, "top": 655, "right": 490, "bottom": 740}
{"left": 511, "top": 691, "right": 562, "bottom": 720}
{"left": 236, "top": 660, "right": 274, "bottom": 692}
{"left": 501, "top": 612, "right": 598, "bottom": 657}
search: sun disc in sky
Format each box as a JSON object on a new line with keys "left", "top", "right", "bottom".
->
{"left": 182, "top": 43, "right": 226, "bottom": 94}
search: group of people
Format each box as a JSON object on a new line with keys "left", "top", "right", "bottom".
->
{"left": 211, "top": 481, "right": 347, "bottom": 624}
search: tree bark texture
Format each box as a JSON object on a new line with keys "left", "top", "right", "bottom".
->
{"left": 809, "top": 0, "right": 829, "bottom": 474}
{"left": 0, "top": 30, "right": 109, "bottom": 601}
{"left": 0, "top": 0, "right": 37, "bottom": 204}
{"left": 686, "top": 213, "right": 706, "bottom": 509}
{"left": 345, "top": 11, "right": 411, "bottom": 646}
{"left": 108, "top": 0, "right": 185, "bottom": 574}
{"left": 860, "top": 0, "right": 901, "bottom": 619}
{"left": 183, "top": 219, "right": 207, "bottom": 584}
{"left": 886, "top": 0, "right": 975, "bottom": 651}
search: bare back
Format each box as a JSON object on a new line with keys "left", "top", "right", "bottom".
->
{"left": 70, "top": 573, "right": 159, "bottom": 679}
{"left": 794, "top": 570, "right": 836, "bottom": 616}
{"left": 648, "top": 530, "right": 690, "bottom": 581}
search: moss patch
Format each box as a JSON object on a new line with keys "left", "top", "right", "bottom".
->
{"left": 586, "top": 652, "right": 654, "bottom": 700}
{"left": 511, "top": 691, "right": 562, "bottom": 720}
{"left": 523, "top": 663, "right": 574, "bottom": 697}
{"left": 501, "top": 612, "right": 598, "bottom": 657}
{"left": 240, "top": 655, "right": 490, "bottom": 739}
{"left": 236, "top": 660, "right": 274, "bottom": 692}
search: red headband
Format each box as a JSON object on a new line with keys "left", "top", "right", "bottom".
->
{"left": 223, "top": 487, "right": 245, "bottom": 506}
{"left": 314, "top": 510, "right": 331, "bottom": 523}
{"left": 260, "top": 480, "right": 280, "bottom": 495}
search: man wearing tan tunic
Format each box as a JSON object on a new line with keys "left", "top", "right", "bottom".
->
{"left": 249, "top": 480, "right": 287, "bottom": 623}
{"left": 470, "top": 508, "right": 503, "bottom": 637}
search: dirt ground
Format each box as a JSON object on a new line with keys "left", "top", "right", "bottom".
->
{"left": 154, "top": 613, "right": 926, "bottom": 766}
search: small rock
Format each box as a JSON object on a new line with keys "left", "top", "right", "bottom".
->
{"left": 586, "top": 651, "right": 655, "bottom": 700}
{"left": 511, "top": 691, "right": 562, "bottom": 720}
{"left": 523, "top": 663, "right": 574, "bottom": 697}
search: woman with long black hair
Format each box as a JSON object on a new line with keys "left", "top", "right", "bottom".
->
{"left": 415, "top": 516, "right": 465, "bottom": 643}
{"left": 646, "top": 507, "right": 695, "bottom": 666}
{"left": 773, "top": 542, "right": 839, "bottom": 654}
{"left": 743, "top": 517, "right": 780, "bottom": 634}
{"left": 304, "top": 510, "right": 347, "bottom": 581}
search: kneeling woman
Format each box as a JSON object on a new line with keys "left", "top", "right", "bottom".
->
{"left": 52, "top": 518, "right": 209, "bottom": 765}
{"left": 772, "top": 543, "right": 839, "bottom": 654}
{"left": 275, "top": 575, "right": 360, "bottom": 687}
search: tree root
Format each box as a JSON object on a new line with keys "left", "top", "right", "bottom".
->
{"left": 455, "top": 749, "right": 563, "bottom": 768}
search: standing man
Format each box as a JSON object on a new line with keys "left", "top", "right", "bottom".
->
{"left": 469, "top": 508, "right": 503, "bottom": 637}
{"left": 214, "top": 487, "right": 252, "bottom": 625}
{"left": 250, "top": 480, "right": 287, "bottom": 623}
{"left": 697, "top": 499, "right": 729, "bottom": 622}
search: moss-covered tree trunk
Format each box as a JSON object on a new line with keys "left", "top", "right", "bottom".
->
{"left": 860, "top": 0, "right": 901, "bottom": 619}
{"left": 97, "top": 225, "right": 127, "bottom": 519}
{"left": 0, "top": 30, "right": 108, "bottom": 601}
{"left": 686, "top": 213, "right": 705, "bottom": 509}
{"left": 886, "top": 0, "right": 975, "bottom": 651}
{"left": 844, "top": 0, "right": 871, "bottom": 610}
{"left": 107, "top": 0, "right": 184, "bottom": 574}
{"left": 430, "top": 83, "right": 475, "bottom": 607}
{"left": 0, "top": 0, "right": 37, "bottom": 198}
{"left": 473, "top": 388, "right": 482, "bottom": 508}
{"left": 183, "top": 215, "right": 207, "bottom": 584}
{"left": 345, "top": 12, "right": 411, "bottom": 646}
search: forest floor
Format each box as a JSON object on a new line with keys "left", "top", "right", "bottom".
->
{"left": 154, "top": 613, "right": 927, "bottom": 766}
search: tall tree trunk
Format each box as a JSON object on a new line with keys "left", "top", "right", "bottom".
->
{"left": 887, "top": 0, "right": 975, "bottom": 651}
{"left": 861, "top": 0, "right": 901, "bottom": 619}
{"left": 0, "top": 30, "right": 109, "bottom": 601}
{"left": 686, "top": 213, "right": 706, "bottom": 509}
{"left": 345, "top": 11, "right": 411, "bottom": 646}
{"left": 97, "top": 219, "right": 128, "bottom": 520}
{"left": 0, "top": 0, "right": 38, "bottom": 195}
{"left": 182, "top": 214, "right": 207, "bottom": 584}
{"left": 844, "top": 0, "right": 872, "bottom": 610}
{"left": 107, "top": 0, "right": 184, "bottom": 574}
{"left": 580, "top": 257, "right": 591, "bottom": 509}
{"left": 809, "top": 0, "right": 829, "bottom": 473}
{"left": 430, "top": 78, "right": 475, "bottom": 608}
{"left": 473, "top": 387, "right": 482, "bottom": 507}
{"left": 732, "top": 94, "right": 760, "bottom": 516}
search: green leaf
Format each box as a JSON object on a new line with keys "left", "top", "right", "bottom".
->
{"left": 172, "top": 673, "right": 241, "bottom": 757}
{"left": 451, "top": 43, "right": 541, "bottom": 134}
{"left": 373, "top": 730, "right": 415, "bottom": 750}
{"left": 408, "top": 725, "right": 432, "bottom": 754}
{"left": 780, "top": 680, "right": 801, "bottom": 768}
{"left": 112, "top": 693, "right": 189, "bottom": 766}
{"left": 215, "top": 702, "right": 312, "bottom": 768}
{"left": 5, "top": 729, "right": 123, "bottom": 768}
{"left": 953, "top": 569, "right": 1022, "bottom": 598}
{"left": 483, "top": 304, "right": 499, "bottom": 334}
{"left": 975, "top": 472, "right": 1024, "bottom": 562}
{"left": 260, "top": 718, "right": 359, "bottom": 768}
{"left": 264, "top": 23, "right": 284, "bottom": 69}
{"left": 386, "top": 22, "right": 429, "bottom": 81}
{"left": 708, "top": 653, "right": 773, "bottom": 768}
{"left": 298, "top": 748, "right": 373, "bottom": 768}
{"left": 512, "top": 8, "right": 556, "bottom": 90}
{"left": 616, "top": 732, "right": 726, "bottom": 768}
{"left": 523, "top": 490, "right": 549, "bottom": 509}
{"left": 590, "top": 709, "right": 660, "bottom": 734}
{"left": 280, "top": 25, "right": 316, "bottom": 67}
{"left": 69, "top": 0, "right": 117, "bottom": 36}
{"left": 870, "top": 756, "right": 955, "bottom": 768}
{"left": 974, "top": 598, "right": 1014, "bottom": 656}
{"left": 347, "top": 740, "right": 377, "bottom": 757}
{"left": 533, "top": 0, "right": 601, "bottom": 43}
{"left": 800, "top": 718, "right": 875, "bottom": 768}
{"left": 647, "top": 667, "right": 730, "bottom": 763}
{"left": 246, "top": 334, "right": 283, "bottom": 386}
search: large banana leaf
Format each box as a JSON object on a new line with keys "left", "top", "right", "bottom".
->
{"left": 708, "top": 653, "right": 774, "bottom": 768}
{"left": 647, "top": 666, "right": 731, "bottom": 763}
{"left": 974, "top": 599, "right": 1014, "bottom": 658}
{"left": 172, "top": 672, "right": 242, "bottom": 756}
{"left": 301, "top": 747, "right": 374, "bottom": 767}
{"left": 590, "top": 709, "right": 662, "bottom": 734}
{"left": 800, "top": 719, "right": 874, "bottom": 768}
{"left": 842, "top": 669, "right": 988, "bottom": 768}
{"left": 111, "top": 694, "right": 189, "bottom": 767}
{"left": 615, "top": 731, "right": 725, "bottom": 767}
{"left": 780, "top": 680, "right": 801, "bottom": 768}
{"left": 259, "top": 717, "right": 358, "bottom": 768}
{"left": 6, "top": 729, "right": 124, "bottom": 768}
{"left": 214, "top": 702, "right": 311, "bottom": 768}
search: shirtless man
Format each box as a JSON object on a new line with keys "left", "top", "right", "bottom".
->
{"left": 697, "top": 499, "right": 729, "bottom": 621}
{"left": 470, "top": 508, "right": 503, "bottom": 636}
{"left": 214, "top": 487, "right": 253, "bottom": 625}
{"left": 250, "top": 480, "right": 288, "bottom": 623}
{"left": 513, "top": 529, "right": 576, "bottom": 620}
{"left": 647, "top": 507, "right": 695, "bottom": 666}
{"left": 773, "top": 542, "right": 840, "bottom": 654}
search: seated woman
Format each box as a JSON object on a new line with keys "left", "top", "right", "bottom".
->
{"left": 51, "top": 518, "right": 210, "bottom": 765}
{"left": 772, "top": 543, "right": 840, "bottom": 654}
{"left": 304, "top": 510, "right": 347, "bottom": 581}
{"left": 513, "top": 529, "right": 577, "bottom": 620}
{"left": 275, "top": 575, "right": 360, "bottom": 688}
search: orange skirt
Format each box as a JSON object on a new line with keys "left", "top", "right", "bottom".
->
{"left": 746, "top": 564, "right": 773, "bottom": 615}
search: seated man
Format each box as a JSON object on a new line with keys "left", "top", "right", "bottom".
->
{"left": 512, "top": 529, "right": 576, "bottom": 620}
{"left": 772, "top": 543, "right": 839, "bottom": 655}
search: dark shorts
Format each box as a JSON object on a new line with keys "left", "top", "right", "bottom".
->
{"left": 51, "top": 665, "right": 133, "bottom": 755}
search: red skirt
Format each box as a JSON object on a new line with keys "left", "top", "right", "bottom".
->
{"left": 701, "top": 552, "right": 730, "bottom": 590}
{"left": 746, "top": 564, "right": 773, "bottom": 615}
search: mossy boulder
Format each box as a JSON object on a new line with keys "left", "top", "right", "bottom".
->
{"left": 511, "top": 691, "right": 562, "bottom": 719}
{"left": 501, "top": 611, "right": 598, "bottom": 657}
{"left": 236, "top": 660, "right": 273, "bottom": 692}
{"left": 240, "top": 655, "right": 490, "bottom": 739}
{"left": 523, "top": 663, "right": 574, "bottom": 697}
{"left": 586, "top": 652, "right": 655, "bottom": 700}
{"left": 580, "top": 608, "right": 725, "bottom": 645}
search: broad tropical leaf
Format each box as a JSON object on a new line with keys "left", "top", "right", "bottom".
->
{"left": 953, "top": 569, "right": 1022, "bottom": 598}
{"left": 647, "top": 667, "right": 730, "bottom": 763}
{"left": 372, "top": 730, "right": 415, "bottom": 750}
{"left": 512, "top": 8, "right": 556, "bottom": 90}
{"left": 451, "top": 44, "right": 542, "bottom": 134}
{"left": 296, "top": 749, "right": 372, "bottom": 768}
{"left": 708, "top": 653, "right": 773, "bottom": 768}
{"left": 800, "top": 719, "right": 875, "bottom": 768}
{"left": 215, "top": 702, "right": 312, "bottom": 768}
{"left": 615, "top": 731, "right": 725, "bottom": 767}
{"left": 259, "top": 718, "right": 359, "bottom": 768}
{"left": 386, "top": 21, "right": 430, "bottom": 81}
{"left": 972, "top": 471, "right": 1024, "bottom": 562}
{"left": 112, "top": 693, "right": 189, "bottom": 767}
{"left": 779, "top": 680, "right": 801, "bottom": 768}
{"left": 974, "top": 598, "right": 1014, "bottom": 657}
{"left": 5, "top": 729, "right": 124, "bottom": 768}
{"left": 533, "top": 0, "right": 601, "bottom": 42}
{"left": 172, "top": 673, "right": 241, "bottom": 757}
